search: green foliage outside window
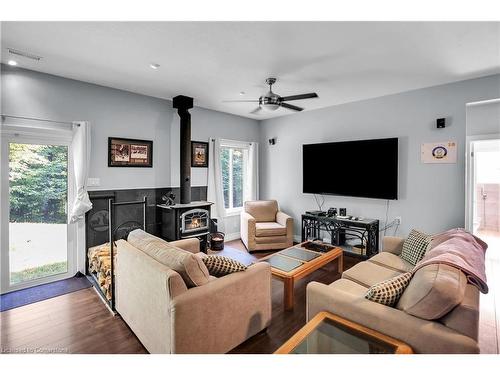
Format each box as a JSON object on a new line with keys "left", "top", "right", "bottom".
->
{"left": 221, "top": 148, "right": 230, "bottom": 208}
{"left": 221, "top": 146, "right": 244, "bottom": 209}
{"left": 232, "top": 149, "right": 243, "bottom": 208}
{"left": 9, "top": 143, "right": 68, "bottom": 224}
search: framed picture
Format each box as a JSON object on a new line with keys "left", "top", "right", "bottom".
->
{"left": 191, "top": 141, "right": 209, "bottom": 168}
{"left": 108, "top": 137, "right": 153, "bottom": 167}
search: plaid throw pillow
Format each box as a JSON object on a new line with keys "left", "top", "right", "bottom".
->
{"left": 202, "top": 255, "right": 247, "bottom": 277}
{"left": 365, "top": 272, "right": 413, "bottom": 306}
{"left": 400, "top": 229, "right": 431, "bottom": 265}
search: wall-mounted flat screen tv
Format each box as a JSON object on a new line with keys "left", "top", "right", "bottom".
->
{"left": 303, "top": 137, "right": 398, "bottom": 200}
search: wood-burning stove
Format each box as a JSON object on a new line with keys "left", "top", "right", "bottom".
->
{"left": 159, "top": 201, "right": 213, "bottom": 251}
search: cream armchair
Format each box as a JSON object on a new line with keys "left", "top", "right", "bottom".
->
{"left": 241, "top": 200, "right": 293, "bottom": 252}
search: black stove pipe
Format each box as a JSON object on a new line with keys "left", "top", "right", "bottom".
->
{"left": 173, "top": 95, "right": 194, "bottom": 204}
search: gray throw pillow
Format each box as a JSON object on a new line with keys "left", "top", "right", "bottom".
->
{"left": 400, "top": 229, "right": 431, "bottom": 265}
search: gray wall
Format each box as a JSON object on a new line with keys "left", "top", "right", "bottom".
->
{"left": 170, "top": 106, "right": 261, "bottom": 187}
{"left": 169, "top": 104, "right": 261, "bottom": 237}
{"left": 3, "top": 64, "right": 500, "bottom": 241}
{"left": 259, "top": 74, "right": 500, "bottom": 239}
{"left": 1, "top": 65, "right": 260, "bottom": 194}
{"left": 1, "top": 65, "right": 173, "bottom": 190}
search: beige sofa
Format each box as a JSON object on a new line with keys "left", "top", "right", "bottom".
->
{"left": 115, "top": 230, "right": 272, "bottom": 354}
{"left": 306, "top": 236, "right": 480, "bottom": 353}
{"left": 241, "top": 200, "right": 293, "bottom": 252}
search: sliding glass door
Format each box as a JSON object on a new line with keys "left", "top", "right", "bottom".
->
{"left": 1, "top": 129, "right": 76, "bottom": 293}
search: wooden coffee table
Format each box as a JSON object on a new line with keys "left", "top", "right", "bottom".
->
{"left": 261, "top": 242, "right": 343, "bottom": 310}
{"left": 275, "top": 311, "right": 413, "bottom": 354}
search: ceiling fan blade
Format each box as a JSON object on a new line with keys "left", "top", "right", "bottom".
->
{"left": 222, "top": 99, "right": 260, "bottom": 103}
{"left": 281, "top": 93, "right": 318, "bottom": 101}
{"left": 280, "top": 103, "right": 303, "bottom": 111}
{"left": 250, "top": 107, "right": 263, "bottom": 114}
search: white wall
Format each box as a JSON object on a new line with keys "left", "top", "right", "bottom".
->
{"left": 259, "top": 74, "right": 500, "bottom": 239}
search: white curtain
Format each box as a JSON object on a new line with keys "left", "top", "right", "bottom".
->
{"left": 207, "top": 138, "right": 227, "bottom": 227}
{"left": 69, "top": 121, "right": 92, "bottom": 223}
{"left": 245, "top": 142, "right": 259, "bottom": 202}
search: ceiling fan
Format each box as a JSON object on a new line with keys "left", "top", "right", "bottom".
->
{"left": 223, "top": 78, "right": 318, "bottom": 114}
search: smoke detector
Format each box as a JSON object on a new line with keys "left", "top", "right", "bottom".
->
{"left": 7, "top": 48, "right": 42, "bottom": 62}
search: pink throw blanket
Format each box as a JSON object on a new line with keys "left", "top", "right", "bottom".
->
{"left": 413, "top": 228, "right": 489, "bottom": 293}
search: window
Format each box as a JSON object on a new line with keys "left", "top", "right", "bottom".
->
{"left": 220, "top": 143, "right": 249, "bottom": 212}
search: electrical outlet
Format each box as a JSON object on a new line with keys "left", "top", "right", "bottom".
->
{"left": 395, "top": 216, "right": 402, "bottom": 225}
{"left": 87, "top": 177, "right": 100, "bottom": 187}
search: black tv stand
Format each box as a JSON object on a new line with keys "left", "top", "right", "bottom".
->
{"left": 301, "top": 213, "right": 379, "bottom": 259}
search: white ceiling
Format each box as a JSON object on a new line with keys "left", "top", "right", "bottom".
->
{"left": 2, "top": 22, "right": 499, "bottom": 119}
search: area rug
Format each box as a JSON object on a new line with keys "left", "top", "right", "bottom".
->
{"left": 0, "top": 275, "right": 91, "bottom": 312}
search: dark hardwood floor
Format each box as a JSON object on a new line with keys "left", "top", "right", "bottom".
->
{"left": 478, "top": 230, "right": 500, "bottom": 354}
{"left": 0, "top": 286, "right": 147, "bottom": 354}
{"left": 0, "top": 240, "right": 357, "bottom": 354}
{"left": 3, "top": 237, "right": 499, "bottom": 354}
{"left": 228, "top": 241, "right": 359, "bottom": 353}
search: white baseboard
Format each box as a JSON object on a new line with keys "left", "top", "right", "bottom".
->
{"left": 224, "top": 232, "right": 241, "bottom": 242}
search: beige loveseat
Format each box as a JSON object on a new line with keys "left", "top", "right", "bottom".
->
{"left": 306, "top": 236, "right": 481, "bottom": 353}
{"left": 115, "top": 230, "right": 272, "bottom": 354}
{"left": 241, "top": 200, "right": 294, "bottom": 252}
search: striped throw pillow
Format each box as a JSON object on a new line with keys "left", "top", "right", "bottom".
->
{"left": 202, "top": 255, "right": 247, "bottom": 277}
{"left": 365, "top": 272, "right": 413, "bottom": 306}
{"left": 400, "top": 229, "right": 431, "bottom": 265}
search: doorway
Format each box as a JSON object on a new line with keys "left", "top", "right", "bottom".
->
{"left": 1, "top": 127, "right": 76, "bottom": 293}
{"left": 467, "top": 137, "right": 500, "bottom": 260}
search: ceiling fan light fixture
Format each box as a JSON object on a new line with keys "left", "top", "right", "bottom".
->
{"left": 261, "top": 91, "right": 280, "bottom": 111}
{"left": 225, "top": 77, "right": 316, "bottom": 115}
{"left": 262, "top": 103, "right": 280, "bottom": 111}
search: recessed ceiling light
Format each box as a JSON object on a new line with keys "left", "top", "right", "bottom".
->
{"left": 149, "top": 63, "right": 160, "bottom": 70}
{"left": 239, "top": 91, "right": 245, "bottom": 95}
{"left": 7, "top": 60, "right": 18, "bottom": 66}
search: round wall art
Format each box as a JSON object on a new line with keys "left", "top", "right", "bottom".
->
{"left": 421, "top": 141, "right": 457, "bottom": 164}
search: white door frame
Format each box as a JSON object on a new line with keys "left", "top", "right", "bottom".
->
{"left": 465, "top": 133, "right": 500, "bottom": 233}
{"left": 1, "top": 124, "right": 77, "bottom": 293}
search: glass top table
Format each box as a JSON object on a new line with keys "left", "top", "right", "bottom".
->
{"left": 275, "top": 311, "right": 413, "bottom": 354}
{"left": 260, "top": 242, "right": 343, "bottom": 311}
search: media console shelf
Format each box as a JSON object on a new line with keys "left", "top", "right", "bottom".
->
{"left": 301, "top": 214, "right": 379, "bottom": 259}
